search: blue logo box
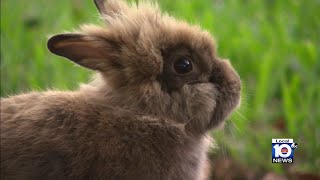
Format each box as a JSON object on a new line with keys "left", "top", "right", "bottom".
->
{"left": 272, "top": 138, "right": 297, "bottom": 163}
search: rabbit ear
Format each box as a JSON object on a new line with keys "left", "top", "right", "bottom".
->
{"left": 93, "top": 0, "right": 126, "bottom": 17}
{"left": 93, "top": 0, "right": 107, "bottom": 15}
{"left": 47, "top": 33, "right": 117, "bottom": 71}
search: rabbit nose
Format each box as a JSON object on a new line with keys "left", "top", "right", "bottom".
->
{"left": 209, "top": 60, "right": 241, "bottom": 91}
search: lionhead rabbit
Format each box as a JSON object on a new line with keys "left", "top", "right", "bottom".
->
{"left": 0, "top": 0, "right": 241, "bottom": 179}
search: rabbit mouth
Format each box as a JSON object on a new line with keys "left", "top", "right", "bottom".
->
{"left": 208, "top": 85, "right": 241, "bottom": 129}
{"left": 207, "top": 60, "right": 241, "bottom": 129}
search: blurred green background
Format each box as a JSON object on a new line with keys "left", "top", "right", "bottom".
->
{"left": 1, "top": 0, "right": 319, "bottom": 178}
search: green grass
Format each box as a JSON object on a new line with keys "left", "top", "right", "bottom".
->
{"left": 1, "top": 0, "right": 320, "bottom": 176}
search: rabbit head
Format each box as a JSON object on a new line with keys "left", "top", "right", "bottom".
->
{"left": 47, "top": 0, "right": 241, "bottom": 134}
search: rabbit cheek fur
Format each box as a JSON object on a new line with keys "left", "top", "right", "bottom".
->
{"left": 0, "top": 0, "right": 241, "bottom": 180}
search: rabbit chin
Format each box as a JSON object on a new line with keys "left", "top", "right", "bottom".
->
{"left": 165, "top": 83, "right": 217, "bottom": 133}
{"left": 176, "top": 81, "right": 241, "bottom": 133}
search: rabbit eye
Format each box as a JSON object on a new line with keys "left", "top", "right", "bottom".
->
{"left": 174, "top": 58, "right": 192, "bottom": 74}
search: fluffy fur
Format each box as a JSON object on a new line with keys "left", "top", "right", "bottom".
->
{"left": 0, "top": 0, "right": 241, "bottom": 179}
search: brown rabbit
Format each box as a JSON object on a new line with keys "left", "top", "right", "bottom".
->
{"left": 0, "top": 0, "right": 241, "bottom": 179}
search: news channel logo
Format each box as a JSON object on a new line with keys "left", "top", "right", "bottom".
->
{"left": 272, "top": 138, "right": 298, "bottom": 163}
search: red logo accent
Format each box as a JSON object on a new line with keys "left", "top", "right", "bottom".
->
{"left": 281, "top": 148, "right": 288, "bottom": 153}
